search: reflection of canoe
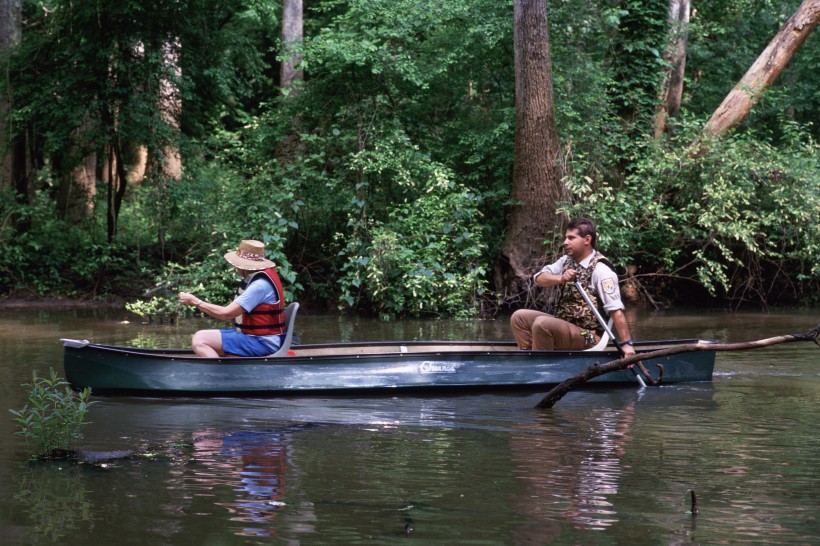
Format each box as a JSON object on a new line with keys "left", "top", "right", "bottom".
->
{"left": 61, "top": 338, "right": 715, "bottom": 396}
{"left": 85, "top": 386, "right": 719, "bottom": 437}
{"left": 61, "top": 339, "right": 716, "bottom": 395}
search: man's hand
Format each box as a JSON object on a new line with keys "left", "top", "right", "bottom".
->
{"left": 560, "top": 269, "right": 577, "bottom": 284}
{"left": 178, "top": 291, "right": 200, "bottom": 307}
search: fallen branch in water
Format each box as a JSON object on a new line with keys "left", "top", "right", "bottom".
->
{"left": 535, "top": 323, "right": 820, "bottom": 409}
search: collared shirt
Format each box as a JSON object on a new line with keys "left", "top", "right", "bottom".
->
{"left": 534, "top": 251, "right": 625, "bottom": 313}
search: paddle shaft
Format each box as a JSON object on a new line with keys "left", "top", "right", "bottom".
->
{"left": 573, "top": 280, "right": 647, "bottom": 388}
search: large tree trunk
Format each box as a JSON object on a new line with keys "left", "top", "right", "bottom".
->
{"left": 58, "top": 147, "right": 96, "bottom": 222}
{"left": 1, "top": 0, "right": 25, "bottom": 196}
{"left": 281, "top": 0, "right": 304, "bottom": 94}
{"left": 277, "top": 0, "right": 304, "bottom": 161}
{"left": 703, "top": 0, "right": 820, "bottom": 138}
{"left": 498, "top": 0, "right": 565, "bottom": 301}
{"left": 144, "top": 39, "right": 183, "bottom": 255}
{"left": 653, "top": 0, "right": 690, "bottom": 138}
{"left": 157, "top": 39, "right": 182, "bottom": 179}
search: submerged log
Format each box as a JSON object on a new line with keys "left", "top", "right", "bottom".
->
{"left": 535, "top": 323, "right": 820, "bottom": 409}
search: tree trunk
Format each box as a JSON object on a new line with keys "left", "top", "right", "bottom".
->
{"left": 498, "top": 0, "right": 565, "bottom": 301}
{"left": 144, "top": 39, "right": 183, "bottom": 255}
{"left": 1, "top": 0, "right": 25, "bottom": 194}
{"left": 703, "top": 0, "right": 820, "bottom": 138}
{"left": 276, "top": 0, "right": 304, "bottom": 161}
{"left": 58, "top": 149, "right": 96, "bottom": 222}
{"left": 158, "top": 39, "right": 182, "bottom": 179}
{"left": 653, "top": 0, "right": 690, "bottom": 138}
{"left": 281, "top": 0, "right": 304, "bottom": 94}
{"left": 98, "top": 101, "right": 130, "bottom": 244}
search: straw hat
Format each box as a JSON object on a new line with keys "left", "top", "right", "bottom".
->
{"left": 223, "top": 240, "right": 276, "bottom": 270}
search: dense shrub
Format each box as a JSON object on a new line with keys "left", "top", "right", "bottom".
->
{"left": 336, "top": 159, "right": 488, "bottom": 319}
{"left": 562, "top": 119, "right": 819, "bottom": 305}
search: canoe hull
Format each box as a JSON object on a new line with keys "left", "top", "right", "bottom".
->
{"left": 62, "top": 339, "right": 715, "bottom": 396}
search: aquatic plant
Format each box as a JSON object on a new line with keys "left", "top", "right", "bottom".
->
{"left": 9, "top": 369, "right": 96, "bottom": 460}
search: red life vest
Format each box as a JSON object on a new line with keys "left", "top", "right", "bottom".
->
{"left": 234, "top": 268, "right": 287, "bottom": 336}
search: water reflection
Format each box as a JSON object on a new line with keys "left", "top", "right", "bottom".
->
{"left": 509, "top": 394, "right": 638, "bottom": 541}
{"left": 13, "top": 464, "right": 93, "bottom": 543}
{"left": 183, "top": 426, "right": 316, "bottom": 539}
{"left": 2, "top": 307, "right": 819, "bottom": 544}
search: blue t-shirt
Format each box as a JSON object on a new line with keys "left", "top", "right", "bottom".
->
{"left": 234, "top": 277, "right": 279, "bottom": 312}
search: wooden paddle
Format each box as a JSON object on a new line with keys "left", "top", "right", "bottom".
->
{"left": 574, "top": 280, "right": 647, "bottom": 388}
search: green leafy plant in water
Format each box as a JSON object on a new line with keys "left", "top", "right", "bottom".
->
{"left": 9, "top": 369, "right": 96, "bottom": 460}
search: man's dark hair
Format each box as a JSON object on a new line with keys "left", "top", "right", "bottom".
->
{"left": 567, "top": 217, "right": 597, "bottom": 248}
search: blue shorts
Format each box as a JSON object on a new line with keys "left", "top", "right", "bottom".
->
{"left": 220, "top": 328, "right": 283, "bottom": 357}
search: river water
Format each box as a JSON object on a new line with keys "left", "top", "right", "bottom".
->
{"left": 0, "top": 306, "right": 818, "bottom": 545}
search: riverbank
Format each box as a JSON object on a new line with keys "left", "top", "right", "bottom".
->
{"left": 0, "top": 296, "right": 127, "bottom": 310}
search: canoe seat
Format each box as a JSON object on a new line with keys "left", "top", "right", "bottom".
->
{"left": 585, "top": 317, "right": 613, "bottom": 351}
{"left": 269, "top": 302, "right": 300, "bottom": 357}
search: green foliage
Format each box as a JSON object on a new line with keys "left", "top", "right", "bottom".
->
{"left": 563, "top": 119, "right": 820, "bottom": 305}
{"left": 0, "top": 180, "right": 137, "bottom": 297}
{"left": 9, "top": 370, "right": 96, "bottom": 460}
{"left": 3, "top": 0, "right": 819, "bottom": 314}
{"left": 125, "top": 296, "right": 181, "bottom": 323}
{"left": 124, "top": 153, "right": 304, "bottom": 316}
{"left": 252, "top": 0, "right": 507, "bottom": 313}
{"left": 337, "top": 164, "right": 487, "bottom": 319}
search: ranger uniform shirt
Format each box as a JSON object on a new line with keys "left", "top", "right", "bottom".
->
{"left": 534, "top": 251, "right": 625, "bottom": 313}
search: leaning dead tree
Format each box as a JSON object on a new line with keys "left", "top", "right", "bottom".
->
{"left": 536, "top": 323, "right": 820, "bottom": 409}
{"left": 703, "top": 0, "right": 820, "bottom": 139}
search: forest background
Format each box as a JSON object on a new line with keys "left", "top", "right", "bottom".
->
{"left": 1, "top": 0, "right": 818, "bottom": 320}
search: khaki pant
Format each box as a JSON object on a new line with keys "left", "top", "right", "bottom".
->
{"left": 510, "top": 309, "right": 598, "bottom": 350}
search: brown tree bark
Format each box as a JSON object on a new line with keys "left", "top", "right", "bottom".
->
{"left": 536, "top": 323, "right": 820, "bottom": 408}
{"left": 141, "top": 39, "right": 183, "bottom": 255}
{"left": 58, "top": 146, "right": 96, "bottom": 222}
{"left": 653, "top": 0, "right": 690, "bottom": 138}
{"left": 703, "top": 0, "right": 820, "bottom": 138}
{"left": 498, "top": 0, "right": 565, "bottom": 300}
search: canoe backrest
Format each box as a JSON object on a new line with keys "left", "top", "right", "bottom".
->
{"left": 270, "top": 302, "right": 300, "bottom": 357}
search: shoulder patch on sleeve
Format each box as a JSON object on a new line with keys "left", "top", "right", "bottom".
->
{"left": 602, "top": 278, "right": 617, "bottom": 295}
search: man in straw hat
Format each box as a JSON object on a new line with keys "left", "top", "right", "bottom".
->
{"left": 178, "top": 240, "right": 288, "bottom": 357}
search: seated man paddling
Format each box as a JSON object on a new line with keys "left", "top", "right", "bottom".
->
{"left": 178, "top": 240, "right": 288, "bottom": 357}
{"left": 510, "top": 217, "right": 636, "bottom": 358}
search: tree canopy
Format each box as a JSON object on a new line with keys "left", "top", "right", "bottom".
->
{"left": 1, "top": 0, "right": 818, "bottom": 316}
